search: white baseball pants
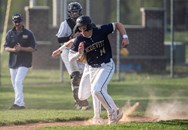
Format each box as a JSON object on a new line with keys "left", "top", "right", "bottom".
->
{"left": 9, "top": 66, "right": 29, "bottom": 106}
{"left": 78, "top": 64, "right": 101, "bottom": 118}
{"left": 79, "top": 59, "right": 118, "bottom": 117}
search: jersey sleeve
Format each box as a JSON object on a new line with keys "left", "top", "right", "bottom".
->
{"left": 56, "top": 21, "right": 72, "bottom": 38}
{"left": 112, "top": 23, "right": 116, "bottom": 32}
{"left": 100, "top": 23, "right": 114, "bottom": 36}
{"left": 4, "top": 30, "right": 12, "bottom": 48}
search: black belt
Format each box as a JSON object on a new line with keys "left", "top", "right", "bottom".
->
{"left": 90, "top": 59, "right": 111, "bottom": 68}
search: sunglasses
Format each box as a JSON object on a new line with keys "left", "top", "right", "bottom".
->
{"left": 13, "top": 20, "right": 21, "bottom": 23}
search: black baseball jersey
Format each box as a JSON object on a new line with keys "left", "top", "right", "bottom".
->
{"left": 4, "top": 26, "right": 36, "bottom": 68}
{"left": 71, "top": 23, "right": 114, "bottom": 66}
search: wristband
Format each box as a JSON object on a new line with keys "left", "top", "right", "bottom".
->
{"left": 122, "top": 34, "right": 128, "bottom": 39}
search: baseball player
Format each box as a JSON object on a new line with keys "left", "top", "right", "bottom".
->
{"left": 54, "top": 2, "right": 89, "bottom": 110}
{"left": 4, "top": 13, "right": 37, "bottom": 109}
{"left": 69, "top": 16, "right": 129, "bottom": 124}
{"left": 52, "top": 25, "right": 103, "bottom": 125}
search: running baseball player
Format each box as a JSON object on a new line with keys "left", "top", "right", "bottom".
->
{"left": 52, "top": 23, "right": 103, "bottom": 125}
{"left": 54, "top": 2, "right": 89, "bottom": 110}
{"left": 69, "top": 16, "right": 129, "bottom": 124}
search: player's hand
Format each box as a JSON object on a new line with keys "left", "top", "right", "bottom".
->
{"left": 122, "top": 38, "right": 129, "bottom": 48}
{"left": 14, "top": 43, "right": 22, "bottom": 52}
{"left": 52, "top": 49, "right": 61, "bottom": 58}
{"left": 78, "top": 42, "right": 84, "bottom": 55}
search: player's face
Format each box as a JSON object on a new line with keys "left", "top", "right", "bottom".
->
{"left": 70, "top": 10, "right": 80, "bottom": 19}
{"left": 79, "top": 26, "right": 92, "bottom": 38}
{"left": 13, "top": 20, "right": 22, "bottom": 28}
{"left": 13, "top": 20, "right": 21, "bottom": 26}
{"left": 78, "top": 25, "right": 87, "bottom": 32}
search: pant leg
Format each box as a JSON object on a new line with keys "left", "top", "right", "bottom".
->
{"left": 78, "top": 64, "right": 91, "bottom": 100}
{"left": 90, "top": 60, "right": 118, "bottom": 113}
{"left": 9, "top": 68, "right": 17, "bottom": 99}
{"left": 79, "top": 64, "right": 101, "bottom": 117}
{"left": 10, "top": 66, "right": 29, "bottom": 106}
{"left": 92, "top": 94, "right": 101, "bottom": 118}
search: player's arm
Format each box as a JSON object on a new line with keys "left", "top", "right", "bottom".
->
{"left": 57, "top": 32, "right": 79, "bottom": 43}
{"left": 52, "top": 38, "right": 75, "bottom": 58}
{"left": 16, "top": 43, "right": 36, "bottom": 52}
{"left": 69, "top": 42, "right": 84, "bottom": 62}
{"left": 52, "top": 31, "right": 81, "bottom": 58}
{"left": 5, "top": 43, "right": 36, "bottom": 52}
{"left": 114, "top": 22, "right": 129, "bottom": 48}
{"left": 4, "top": 46, "right": 17, "bottom": 52}
{"left": 61, "top": 38, "right": 75, "bottom": 49}
{"left": 69, "top": 50, "right": 81, "bottom": 62}
{"left": 15, "top": 45, "right": 36, "bottom": 52}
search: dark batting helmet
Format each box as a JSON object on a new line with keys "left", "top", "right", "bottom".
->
{"left": 12, "top": 13, "right": 23, "bottom": 22}
{"left": 74, "top": 15, "right": 94, "bottom": 33}
{"left": 67, "top": 2, "right": 82, "bottom": 20}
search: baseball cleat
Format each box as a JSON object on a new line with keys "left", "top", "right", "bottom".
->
{"left": 116, "top": 109, "right": 123, "bottom": 122}
{"left": 108, "top": 109, "right": 123, "bottom": 124}
{"left": 9, "top": 104, "right": 25, "bottom": 110}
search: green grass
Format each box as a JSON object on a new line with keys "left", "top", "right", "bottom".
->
{"left": 38, "top": 120, "right": 188, "bottom": 130}
{"left": 0, "top": 69, "right": 188, "bottom": 129}
{"left": 165, "top": 31, "right": 188, "bottom": 45}
{"left": 0, "top": 31, "right": 188, "bottom": 129}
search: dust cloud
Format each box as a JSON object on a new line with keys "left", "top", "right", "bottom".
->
{"left": 145, "top": 100, "right": 188, "bottom": 121}
{"left": 120, "top": 99, "right": 188, "bottom": 122}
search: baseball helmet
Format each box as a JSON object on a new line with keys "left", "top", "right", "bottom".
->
{"left": 12, "top": 13, "right": 23, "bottom": 22}
{"left": 74, "top": 15, "right": 94, "bottom": 33}
{"left": 67, "top": 2, "right": 82, "bottom": 19}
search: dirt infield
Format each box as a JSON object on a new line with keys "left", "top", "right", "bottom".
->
{"left": 1, "top": 102, "right": 188, "bottom": 130}
{"left": 2, "top": 115, "right": 188, "bottom": 130}
{"left": 0, "top": 116, "right": 157, "bottom": 130}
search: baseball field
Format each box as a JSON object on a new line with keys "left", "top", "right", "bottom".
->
{"left": 0, "top": 68, "right": 188, "bottom": 130}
